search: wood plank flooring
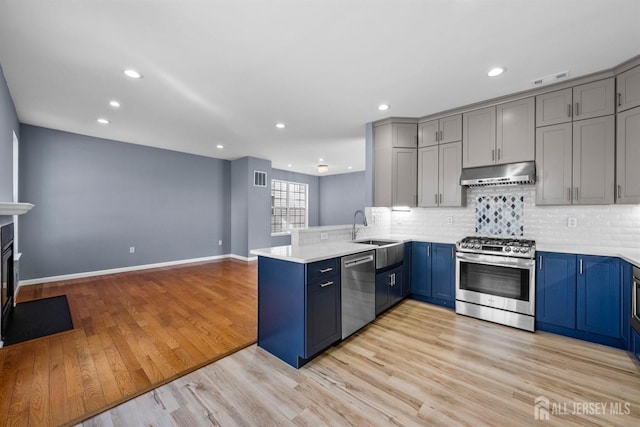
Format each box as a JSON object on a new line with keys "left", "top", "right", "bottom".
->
{"left": 0, "top": 259, "right": 257, "bottom": 427}
{"left": 81, "top": 299, "right": 640, "bottom": 426}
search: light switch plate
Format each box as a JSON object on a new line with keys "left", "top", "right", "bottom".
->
{"left": 447, "top": 217, "right": 453, "bottom": 225}
{"left": 568, "top": 217, "right": 577, "bottom": 228}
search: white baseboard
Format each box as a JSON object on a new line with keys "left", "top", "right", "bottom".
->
{"left": 18, "top": 253, "right": 256, "bottom": 287}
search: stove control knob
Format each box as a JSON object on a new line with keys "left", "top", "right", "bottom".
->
{"left": 474, "top": 244, "right": 481, "bottom": 249}
{"left": 513, "top": 247, "right": 520, "bottom": 253}
{"left": 504, "top": 247, "right": 511, "bottom": 252}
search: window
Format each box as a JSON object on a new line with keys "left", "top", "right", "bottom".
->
{"left": 271, "top": 179, "right": 308, "bottom": 234}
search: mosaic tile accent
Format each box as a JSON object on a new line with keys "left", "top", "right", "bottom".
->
{"left": 476, "top": 195, "right": 524, "bottom": 236}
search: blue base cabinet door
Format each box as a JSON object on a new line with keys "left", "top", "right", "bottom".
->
{"left": 576, "top": 256, "right": 621, "bottom": 338}
{"left": 431, "top": 243, "right": 455, "bottom": 302}
{"left": 536, "top": 252, "right": 577, "bottom": 329}
{"left": 411, "top": 242, "right": 431, "bottom": 297}
{"left": 402, "top": 242, "right": 412, "bottom": 297}
{"left": 306, "top": 273, "right": 341, "bottom": 357}
{"left": 376, "top": 266, "right": 403, "bottom": 315}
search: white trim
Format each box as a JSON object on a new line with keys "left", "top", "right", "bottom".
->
{"left": 18, "top": 254, "right": 255, "bottom": 287}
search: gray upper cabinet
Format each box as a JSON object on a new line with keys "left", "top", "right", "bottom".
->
{"left": 572, "top": 78, "right": 615, "bottom": 121}
{"left": 616, "top": 106, "right": 640, "bottom": 204}
{"left": 439, "top": 142, "right": 463, "bottom": 207}
{"left": 496, "top": 97, "right": 535, "bottom": 164}
{"left": 393, "top": 123, "right": 419, "bottom": 148}
{"left": 463, "top": 99, "right": 534, "bottom": 168}
{"left": 536, "top": 79, "right": 615, "bottom": 127}
{"left": 419, "top": 114, "right": 461, "bottom": 148}
{"left": 418, "top": 145, "right": 438, "bottom": 207}
{"left": 535, "top": 116, "right": 615, "bottom": 206}
{"left": 418, "top": 142, "right": 463, "bottom": 207}
{"left": 572, "top": 116, "right": 615, "bottom": 205}
{"left": 462, "top": 106, "right": 496, "bottom": 168}
{"left": 536, "top": 88, "right": 572, "bottom": 127}
{"left": 617, "top": 65, "right": 640, "bottom": 112}
{"left": 536, "top": 123, "right": 573, "bottom": 205}
{"left": 374, "top": 121, "right": 417, "bottom": 207}
{"left": 418, "top": 120, "right": 439, "bottom": 148}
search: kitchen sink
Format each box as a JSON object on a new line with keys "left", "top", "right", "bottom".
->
{"left": 352, "top": 239, "right": 400, "bottom": 247}
{"left": 353, "top": 239, "right": 404, "bottom": 269}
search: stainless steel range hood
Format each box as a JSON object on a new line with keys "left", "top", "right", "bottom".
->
{"left": 460, "top": 161, "right": 535, "bottom": 187}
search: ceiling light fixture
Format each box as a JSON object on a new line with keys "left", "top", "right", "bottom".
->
{"left": 109, "top": 100, "right": 120, "bottom": 108}
{"left": 318, "top": 164, "right": 329, "bottom": 173}
{"left": 488, "top": 67, "right": 505, "bottom": 77}
{"left": 124, "top": 69, "right": 142, "bottom": 79}
{"left": 216, "top": 144, "right": 224, "bottom": 149}
{"left": 275, "top": 123, "right": 286, "bottom": 129}
{"left": 378, "top": 104, "right": 390, "bottom": 111}
{"left": 287, "top": 164, "right": 292, "bottom": 167}
{"left": 348, "top": 166, "right": 353, "bottom": 170}
{"left": 97, "top": 118, "right": 110, "bottom": 124}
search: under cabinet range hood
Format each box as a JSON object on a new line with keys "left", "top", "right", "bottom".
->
{"left": 460, "top": 161, "right": 536, "bottom": 187}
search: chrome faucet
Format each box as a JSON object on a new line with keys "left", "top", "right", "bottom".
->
{"left": 352, "top": 210, "right": 368, "bottom": 240}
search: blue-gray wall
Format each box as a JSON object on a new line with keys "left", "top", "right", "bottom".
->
{"left": 319, "top": 171, "right": 366, "bottom": 226}
{"left": 19, "top": 125, "right": 231, "bottom": 280}
{"left": 0, "top": 64, "right": 19, "bottom": 204}
{"left": 231, "top": 157, "right": 273, "bottom": 257}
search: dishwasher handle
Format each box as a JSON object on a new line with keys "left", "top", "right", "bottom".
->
{"left": 344, "top": 254, "right": 374, "bottom": 268}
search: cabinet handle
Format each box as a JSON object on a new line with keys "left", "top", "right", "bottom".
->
{"left": 451, "top": 247, "right": 454, "bottom": 259}
{"left": 435, "top": 130, "right": 439, "bottom": 142}
{"left": 539, "top": 255, "right": 543, "bottom": 270}
{"left": 440, "top": 130, "right": 444, "bottom": 141}
{"left": 567, "top": 104, "right": 572, "bottom": 118}
{"left": 439, "top": 193, "right": 443, "bottom": 204}
{"left": 617, "top": 185, "right": 622, "bottom": 199}
{"left": 567, "top": 187, "right": 571, "bottom": 201}
{"left": 319, "top": 267, "right": 333, "bottom": 273}
{"left": 575, "top": 102, "right": 579, "bottom": 117}
{"left": 579, "top": 259, "right": 583, "bottom": 275}
{"left": 618, "top": 93, "right": 622, "bottom": 107}
{"left": 574, "top": 187, "right": 579, "bottom": 201}
{"left": 427, "top": 245, "right": 430, "bottom": 257}
{"left": 497, "top": 148, "right": 501, "bottom": 161}
{"left": 320, "top": 281, "right": 334, "bottom": 287}
{"left": 435, "top": 194, "right": 438, "bottom": 204}
{"left": 491, "top": 149, "right": 495, "bottom": 161}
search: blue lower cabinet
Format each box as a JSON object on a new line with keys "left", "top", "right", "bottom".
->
{"left": 376, "top": 265, "right": 403, "bottom": 315}
{"left": 402, "top": 242, "right": 412, "bottom": 298}
{"left": 633, "top": 329, "right": 640, "bottom": 362}
{"left": 258, "top": 256, "right": 341, "bottom": 368}
{"left": 536, "top": 252, "right": 577, "bottom": 329}
{"left": 537, "top": 252, "right": 626, "bottom": 349}
{"left": 410, "top": 242, "right": 454, "bottom": 309}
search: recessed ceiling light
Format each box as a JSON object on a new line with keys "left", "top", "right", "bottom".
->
{"left": 124, "top": 69, "right": 142, "bottom": 79}
{"left": 275, "top": 123, "right": 286, "bottom": 129}
{"left": 109, "top": 100, "right": 120, "bottom": 108}
{"left": 216, "top": 144, "right": 224, "bottom": 149}
{"left": 319, "top": 158, "right": 324, "bottom": 162}
{"left": 488, "top": 67, "right": 505, "bottom": 77}
{"left": 378, "top": 104, "right": 390, "bottom": 111}
{"left": 97, "top": 118, "right": 110, "bottom": 124}
{"left": 287, "top": 164, "right": 292, "bottom": 167}
{"left": 348, "top": 166, "right": 353, "bottom": 170}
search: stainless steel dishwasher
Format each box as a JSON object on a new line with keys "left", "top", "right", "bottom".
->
{"left": 341, "top": 250, "right": 375, "bottom": 339}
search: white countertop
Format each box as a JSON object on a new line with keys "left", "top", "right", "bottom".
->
{"left": 252, "top": 235, "right": 640, "bottom": 266}
{"left": 251, "top": 242, "right": 379, "bottom": 264}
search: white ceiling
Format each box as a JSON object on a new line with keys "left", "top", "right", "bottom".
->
{"left": 1, "top": 1, "right": 639, "bottom": 176}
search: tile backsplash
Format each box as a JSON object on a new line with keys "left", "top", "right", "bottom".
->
{"left": 476, "top": 195, "right": 524, "bottom": 236}
{"left": 386, "top": 185, "right": 640, "bottom": 250}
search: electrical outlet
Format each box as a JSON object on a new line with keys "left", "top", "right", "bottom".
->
{"left": 372, "top": 214, "right": 377, "bottom": 224}
{"left": 447, "top": 217, "right": 453, "bottom": 225}
{"left": 568, "top": 217, "right": 577, "bottom": 228}
{"left": 218, "top": 240, "right": 223, "bottom": 246}
{"left": 320, "top": 233, "right": 328, "bottom": 240}
{"left": 129, "top": 246, "right": 135, "bottom": 253}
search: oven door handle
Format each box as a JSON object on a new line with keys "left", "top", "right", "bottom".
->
{"left": 456, "top": 252, "right": 535, "bottom": 269}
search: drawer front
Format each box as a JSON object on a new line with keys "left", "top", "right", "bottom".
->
{"left": 307, "top": 258, "right": 339, "bottom": 282}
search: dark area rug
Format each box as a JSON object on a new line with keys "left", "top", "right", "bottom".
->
{"left": 3, "top": 295, "right": 73, "bottom": 346}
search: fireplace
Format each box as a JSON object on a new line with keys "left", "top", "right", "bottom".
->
{"left": 1, "top": 222, "right": 14, "bottom": 340}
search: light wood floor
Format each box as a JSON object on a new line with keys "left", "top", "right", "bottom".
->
{"left": 0, "top": 259, "right": 257, "bottom": 427}
{"left": 81, "top": 299, "right": 640, "bottom": 426}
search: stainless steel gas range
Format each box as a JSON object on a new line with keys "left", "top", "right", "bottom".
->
{"left": 455, "top": 236, "right": 536, "bottom": 331}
